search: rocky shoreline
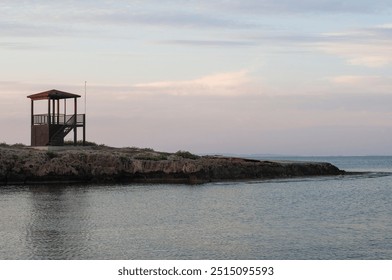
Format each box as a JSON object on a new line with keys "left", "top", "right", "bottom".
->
{"left": 0, "top": 145, "right": 345, "bottom": 185}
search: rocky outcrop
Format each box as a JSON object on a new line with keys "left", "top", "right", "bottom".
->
{"left": 0, "top": 146, "right": 345, "bottom": 185}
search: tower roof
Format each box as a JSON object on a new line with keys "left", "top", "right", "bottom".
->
{"left": 27, "top": 89, "right": 81, "bottom": 100}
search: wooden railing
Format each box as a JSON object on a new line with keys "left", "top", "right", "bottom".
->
{"left": 33, "top": 114, "right": 85, "bottom": 125}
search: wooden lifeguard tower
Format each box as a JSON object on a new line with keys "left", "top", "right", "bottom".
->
{"left": 27, "top": 89, "right": 86, "bottom": 146}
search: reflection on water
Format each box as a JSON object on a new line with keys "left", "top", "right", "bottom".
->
{"left": 25, "top": 186, "right": 92, "bottom": 259}
{"left": 1, "top": 157, "right": 392, "bottom": 260}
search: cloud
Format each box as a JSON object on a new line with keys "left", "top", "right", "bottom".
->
{"left": 329, "top": 75, "right": 383, "bottom": 85}
{"left": 218, "top": 0, "right": 392, "bottom": 15}
{"left": 317, "top": 42, "right": 392, "bottom": 67}
{"left": 1, "top": 0, "right": 257, "bottom": 32}
{"left": 157, "top": 39, "right": 257, "bottom": 47}
{"left": 90, "top": 10, "right": 256, "bottom": 30}
{"left": 313, "top": 24, "right": 392, "bottom": 67}
{"left": 132, "top": 70, "right": 256, "bottom": 96}
{"left": 0, "top": 41, "right": 38, "bottom": 50}
{"left": 326, "top": 75, "right": 392, "bottom": 95}
{"left": 0, "top": 20, "right": 63, "bottom": 38}
{"left": 0, "top": 80, "right": 39, "bottom": 94}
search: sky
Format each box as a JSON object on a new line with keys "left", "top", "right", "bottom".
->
{"left": 1, "top": 0, "right": 392, "bottom": 155}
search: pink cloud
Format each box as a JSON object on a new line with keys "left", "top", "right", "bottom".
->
{"left": 132, "top": 70, "right": 256, "bottom": 96}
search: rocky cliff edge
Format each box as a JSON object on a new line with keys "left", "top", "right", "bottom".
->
{"left": 0, "top": 146, "right": 345, "bottom": 185}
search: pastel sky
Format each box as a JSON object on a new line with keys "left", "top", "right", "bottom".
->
{"left": 1, "top": 0, "right": 392, "bottom": 155}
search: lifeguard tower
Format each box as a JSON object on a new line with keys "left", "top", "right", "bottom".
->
{"left": 27, "top": 89, "right": 86, "bottom": 146}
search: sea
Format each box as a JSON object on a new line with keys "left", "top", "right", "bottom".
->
{"left": 0, "top": 156, "right": 391, "bottom": 260}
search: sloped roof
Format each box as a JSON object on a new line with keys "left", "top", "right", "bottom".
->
{"left": 27, "top": 89, "right": 81, "bottom": 100}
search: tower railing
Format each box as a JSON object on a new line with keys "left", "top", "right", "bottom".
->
{"left": 32, "top": 114, "right": 85, "bottom": 125}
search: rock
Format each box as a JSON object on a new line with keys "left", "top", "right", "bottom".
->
{"left": 0, "top": 146, "right": 345, "bottom": 185}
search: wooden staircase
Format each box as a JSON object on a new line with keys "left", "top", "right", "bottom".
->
{"left": 49, "top": 115, "right": 76, "bottom": 145}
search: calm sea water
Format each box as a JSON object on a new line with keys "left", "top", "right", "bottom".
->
{"left": 0, "top": 156, "right": 391, "bottom": 260}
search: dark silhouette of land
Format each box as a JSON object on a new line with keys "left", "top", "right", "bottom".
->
{"left": 0, "top": 143, "right": 345, "bottom": 185}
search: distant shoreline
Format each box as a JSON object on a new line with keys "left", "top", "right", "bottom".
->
{"left": 0, "top": 145, "right": 345, "bottom": 185}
